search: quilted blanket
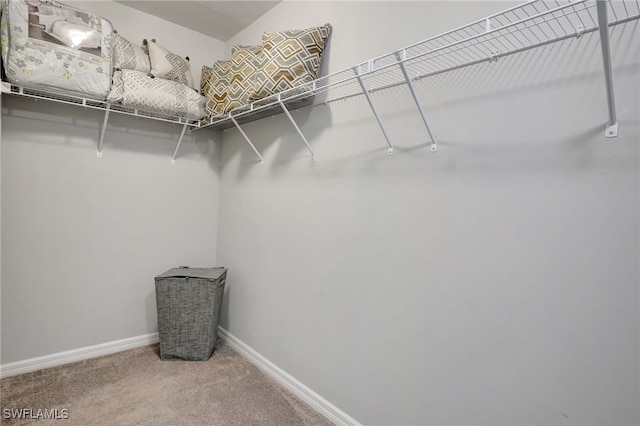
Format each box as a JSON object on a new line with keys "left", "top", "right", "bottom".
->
{"left": 1, "top": 0, "right": 113, "bottom": 99}
{"left": 108, "top": 69, "right": 205, "bottom": 121}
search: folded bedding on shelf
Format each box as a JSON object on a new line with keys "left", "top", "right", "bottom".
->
{"left": 108, "top": 69, "right": 205, "bottom": 121}
{"left": 1, "top": 0, "right": 113, "bottom": 99}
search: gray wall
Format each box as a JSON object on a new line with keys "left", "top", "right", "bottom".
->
{"left": 0, "top": 2, "right": 224, "bottom": 363}
{"left": 217, "top": 2, "right": 640, "bottom": 425}
{"left": 1, "top": 1, "right": 638, "bottom": 424}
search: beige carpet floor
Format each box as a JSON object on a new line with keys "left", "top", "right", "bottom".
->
{"left": 0, "top": 339, "right": 333, "bottom": 426}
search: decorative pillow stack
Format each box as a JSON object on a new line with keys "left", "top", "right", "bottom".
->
{"left": 201, "top": 23, "right": 332, "bottom": 118}
{"left": 112, "top": 34, "right": 195, "bottom": 91}
{"left": 108, "top": 35, "right": 203, "bottom": 119}
{"left": 250, "top": 23, "right": 332, "bottom": 101}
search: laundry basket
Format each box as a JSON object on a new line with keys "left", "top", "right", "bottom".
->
{"left": 155, "top": 267, "right": 227, "bottom": 361}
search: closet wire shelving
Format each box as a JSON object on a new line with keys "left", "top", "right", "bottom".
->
{"left": 2, "top": 0, "right": 638, "bottom": 164}
{"left": 0, "top": 82, "right": 200, "bottom": 164}
{"left": 196, "top": 0, "right": 640, "bottom": 162}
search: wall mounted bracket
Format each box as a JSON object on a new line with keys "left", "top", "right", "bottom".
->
{"left": 230, "top": 114, "right": 264, "bottom": 163}
{"left": 596, "top": 0, "right": 618, "bottom": 138}
{"left": 279, "top": 99, "right": 315, "bottom": 161}
{"left": 170, "top": 123, "right": 189, "bottom": 165}
{"left": 97, "top": 104, "right": 110, "bottom": 158}
{"left": 354, "top": 63, "right": 394, "bottom": 155}
{"left": 395, "top": 49, "right": 438, "bottom": 152}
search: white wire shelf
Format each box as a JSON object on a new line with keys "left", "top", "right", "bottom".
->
{"left": 2, "top": 0, "right": 638, "bottom": 163}
{"left": 197, "top": 0, "right": 640, "bottom": 160}
{"left": 1, "top": 82, "right": 201, "bottom": 127}
{"left": 1, "top": 81, "right": 201, "bottom": 164}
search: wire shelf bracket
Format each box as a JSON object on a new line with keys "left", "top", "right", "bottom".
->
{"left": 354, "top": 63, "right": 395, "bottom": 155}
{"left": 97, "top": 104, "right": 110, "bottom": 158}
{"left": 170, "top": 123, "right": 189, "bottom": 165}
{"left": 596, "top": 0, "right": 619, "bottom": 138}
{"left": 279, "top": 98, "right": 316, "bottom": 160}
{"left": 230, "top": 115, "right": 264, "bottom": 163}
{"left": 395, "top": 49, "right": 438, "bottom": 152}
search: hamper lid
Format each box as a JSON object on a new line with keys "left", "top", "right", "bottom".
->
{"left": 155, "top": 267, "right": 227, "bottom": 280}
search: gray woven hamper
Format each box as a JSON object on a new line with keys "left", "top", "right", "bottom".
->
{"left": 155, "top": 267, "right": 227, "bottom": 361}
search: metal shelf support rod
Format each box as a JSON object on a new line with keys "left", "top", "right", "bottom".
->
{"left": 596, "top": 0, "right": 618, "bottom": 137}
{"left": 230, "top": 115, "right": 264, "bottom": 163}
{"left": 279, "top": 99, "right": 315, "bottom": 160}
{"left": 171, "top": 123, "right": 189, "bottom": 165}
{"left": 97, "top": 104, "right": 110, "bottom": 158}
{"left": 396, "top": 50, "right": 438, "bottom": 152}
{"left": 353, "top": 66, "right": 394, "bottom": 155}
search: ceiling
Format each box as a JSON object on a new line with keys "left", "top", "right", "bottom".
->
{"left": 114, "top": 1, "right": 281, "bottom": 41}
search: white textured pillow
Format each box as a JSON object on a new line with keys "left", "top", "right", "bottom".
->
{"left": 147, "top": 40, "right": 194, "bottom": 89}
{"left": 113, "top": 34, "right": 150, "bottom": 73}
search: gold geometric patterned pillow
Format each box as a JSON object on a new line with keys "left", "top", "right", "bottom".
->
{"left": 200, "top": 65, "right": 214, "bottom": 96}
{"left": 231, "top": 45, "right": 262, "bottom": 66}
{"left": 203, "top": 45, "right": 263, "bottom": 117}
{"left": 250, "top": 24, "right": 332, "bottom": 101}
{"left": 204, "top": 60, "right": 232, "bottom": 117}
{"left": 225, "top": 45, "right": 262, "bottom": 111}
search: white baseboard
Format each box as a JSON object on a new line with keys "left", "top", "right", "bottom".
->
{"left": 0, "top": 328, "right": 359, "bottom": 425}
{"left": 0, "top": 332, "right": 159, "bottom": 379}
{"left": 217, "top": 327, "right": 361, "bottom": 426}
